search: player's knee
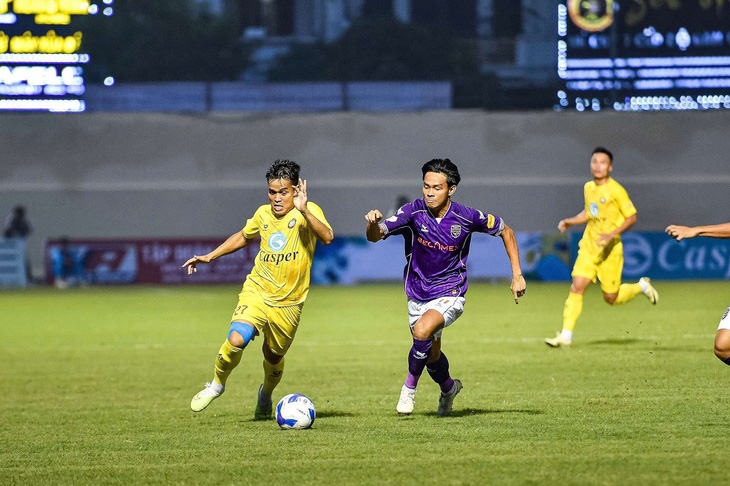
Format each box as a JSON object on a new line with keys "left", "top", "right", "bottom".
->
{"left": 412, "top": 325, "right": 431, "bottom": 341}
{"left": 603, "top": 293, "right": 618, "bottom": 305}
{"left": 714, "top": 340, "right": 730, "bottom": 362}
{"left": 262, "top": 342, "right": 283, "bottom": 364}
{"left": 228, "top": 322, "right": 255, "bottom": 348}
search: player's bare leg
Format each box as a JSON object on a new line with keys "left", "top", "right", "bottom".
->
{"left": 398, "top": 310, "right": 445, "bottom": 415}
{"left": 714, "top": 329, "right": 730, "bottom": 365}
{"left": 546, "top": 276, "right": 591, "bottom": 347}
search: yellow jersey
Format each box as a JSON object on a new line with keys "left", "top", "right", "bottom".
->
{"left": 241, "top": 202, "right": 332, "bottom": 306}
{"left": 580, "top": 178, "right": 636, "bottom": 254}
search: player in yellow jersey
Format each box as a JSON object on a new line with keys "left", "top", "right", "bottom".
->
{"left": 545, "top": 147, "right": 658, "bottom": 347}
{"left": 184, "top": 160, "right": 333, "bottom": 418}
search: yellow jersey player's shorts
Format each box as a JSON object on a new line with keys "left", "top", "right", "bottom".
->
{"left": 230, "top": 280, "right": 304, "bottom": 356}
{"left": 572, "top": 238, "right": 624, "bottom": 294}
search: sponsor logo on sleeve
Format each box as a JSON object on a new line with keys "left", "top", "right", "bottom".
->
{"left": 487, "top": 214, "right": 495, "bottom": 229}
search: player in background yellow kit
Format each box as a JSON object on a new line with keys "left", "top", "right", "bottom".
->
{"left": 184, "top": 160, "right": 333, "bottom": 418}
{"left": 545, "top": 147, "right": 658, "bottom": 348}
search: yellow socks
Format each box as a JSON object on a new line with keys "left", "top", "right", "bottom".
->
{"left": 613, "top": 283, "right": 642, "bottom": 305}
{"left": 562, "top": 292, "right": 584, "bottom": 335}
{"left": 213, "top": 339, "right": 243, "bottom": 386}
{"left": 262, "top": 357, "right": 285, "bottom": 396}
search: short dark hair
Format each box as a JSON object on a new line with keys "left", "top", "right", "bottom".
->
{"left": 592, "top": 147, "right": 613, "bottom": 162}
{"left": 421, "top": 158, "right": 460, "bottom": 187}
{"left": 265, "top": 159, "right": 300, "bottom": 183}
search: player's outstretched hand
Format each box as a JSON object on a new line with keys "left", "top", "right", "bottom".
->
{"left": 182, "top": 255, "right": 212, "bottom": 274}
{"left": 665, "top": 224, "right": 698, "bottom": 241}
{"left": 294, "top": 179, "right": 308, "bottom": 212}
{"left": 511, "top": 274, "right": 526, "bottom": 304}
{"left": 365, "top": 209, "right": 383, "bottom": 224}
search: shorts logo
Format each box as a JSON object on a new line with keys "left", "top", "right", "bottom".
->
{"left": 589, "top": 203, "right": 599, "bottom": 216}
{"left": 268, "top": 231, "right": 287, "bottom": 252}
{"left": 288, "top": 218, "right": 296, "bottom": 229}
{"left": 723, "top": 307, "right": 730, "bottom": 321}
{"left": 450, "top": 225, "right": 462, "bottom": 238}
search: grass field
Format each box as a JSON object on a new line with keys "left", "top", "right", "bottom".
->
{"left": 2, "top": 281, "right": 730, "bottom": 484}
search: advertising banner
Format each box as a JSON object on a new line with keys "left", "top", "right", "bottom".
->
{"left": 571, "top": 232, "right": 730, "bottom": 280}
{"left": 44, "top": 232, "right": 577, "bottom": 286}
{"left": 45, "top": 238, "right": 258, "bottom": 285}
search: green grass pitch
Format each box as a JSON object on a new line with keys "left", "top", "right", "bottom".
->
{"left": 2, "top": 281, "right": 730, "bottom": 484}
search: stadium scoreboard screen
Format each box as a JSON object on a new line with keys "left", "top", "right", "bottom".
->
{"left": 558, "top": 0, "right": 730, "bottom": 111}
{"left": 0, "top": 0, "right": 113, "bottom": 113}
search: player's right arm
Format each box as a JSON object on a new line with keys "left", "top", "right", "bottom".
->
{"left": 558, "top": 210, "right": 587, "bottom": 233}
{"left": 183, "top": 232, "right": 254, "bottom": 274}
{"left": 666, "top": 222, "right": 730, "bottom": 241}
{"left": 365, "top": 210, "right": 384, "bottom": 242}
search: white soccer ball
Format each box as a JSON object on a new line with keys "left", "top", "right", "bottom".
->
{"left": 276, "top": 393, "right": 316, "bottom": 430}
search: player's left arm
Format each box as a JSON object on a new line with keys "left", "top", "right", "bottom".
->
{"left": 294, "top": 179, "right": 334, "bottom": 245}
{"left": 500, "top": 224, "right": 526, "bottom": 305}
{"left": 597, "top": 185, "right": 637, "bottom": 247}
{"left": 597, "top": 213, "right": 636, "bottom": 247}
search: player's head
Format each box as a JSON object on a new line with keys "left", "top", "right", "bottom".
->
{"left": 421, "top": 158, "right": 460, "bottom": 210}
{"left": 265, "top": 159, "right": 300, "bottom": 217}
{"left": 590, "top": 147, "right": 613, "bottom": 180}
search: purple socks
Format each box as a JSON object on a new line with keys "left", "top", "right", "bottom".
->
{"left": 405, "top": 338, "right": 432, "bottom": 389}
{"left": 427, "top": 352, "right": 454, "bottom": 393}
{"left": 404, "top": 339, "right": 455, "bottom": 393}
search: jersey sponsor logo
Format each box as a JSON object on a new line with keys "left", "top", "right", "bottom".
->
{"left": 450, "top": 225, "right": 462, "bottom": 238}
{"left": 417, "top": 236, "right": 458, "bottom": 252}
{"left": 589, "top": 202, "right": 599, "bottom": 216}
{"left": 288, "top": 218, "right": 297, "bottom": 229}
{"left": 268, "top": 231, "right": 287, "bottom": 252}
{"left": 260, "top": 250, "right": 300, "bottom": 265}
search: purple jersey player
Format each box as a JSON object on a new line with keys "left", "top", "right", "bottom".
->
{"left": 365, "top": 159, "right": 526, "bottom": 416}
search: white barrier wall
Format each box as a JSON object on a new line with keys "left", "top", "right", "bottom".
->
{"left": 1, "top": 109, "right": 729, "bottom": 275}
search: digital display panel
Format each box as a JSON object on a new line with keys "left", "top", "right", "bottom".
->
{"left": 558, "top": 0, "right": 730, "bottom": 111}
{"left": 0, "top": 0, "right": 113, "bottom": 112}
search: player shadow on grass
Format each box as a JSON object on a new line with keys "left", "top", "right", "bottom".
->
{"left": 315, "top": 410, "right": 358, "bottom": 418}
{"left": 423, "top": 408, "right": 543, "bottom": 417}
{"left": 585, "top": 338, "right": 640, "bottom": 346}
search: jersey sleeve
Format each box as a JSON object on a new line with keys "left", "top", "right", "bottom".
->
{"left": 473, "top": 209, "right": 504, "bottom": 236}
{"left": 614, "top": 184, "right": 637, "bottom": 218}
{"left": 304, "top": 202, "right": 333, "bottom": 232}
{"left": 379, "top": 202, "right": 415, "bottom": 238}
{"left": 241, "top": 206, "right": 263, "bottom": 239}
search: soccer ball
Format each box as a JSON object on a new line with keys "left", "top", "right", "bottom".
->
{"left": 276, "top": 393, "right": 316, "bottom": 430}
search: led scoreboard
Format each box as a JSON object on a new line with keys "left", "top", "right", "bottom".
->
{"left": 558, "top": 0, "right": 730, "bottom": 111}
{"left": 0, "top": 0, "right": 112, "bottom": 112}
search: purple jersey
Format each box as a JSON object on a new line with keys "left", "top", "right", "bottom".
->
{"left": 380, "top": 199, "right": 504, "bottom": 302}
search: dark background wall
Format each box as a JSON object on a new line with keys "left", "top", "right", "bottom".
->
{"left": 2, "top": 110, "right": 729, "bottom": 273}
